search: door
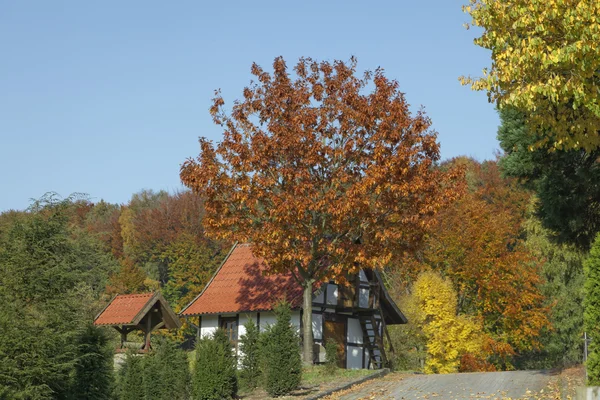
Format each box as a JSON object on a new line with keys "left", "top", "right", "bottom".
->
{"left": 323, "top": 320, "right": 346, "bottom": 367}
{"left": 220, "top": 316, "right": 238, "bottom": 350}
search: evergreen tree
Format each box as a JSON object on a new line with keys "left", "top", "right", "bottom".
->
{"left": 239, "top": 319, "right": 261, "bottom": 390}
{"left": 142, "top": 338, "right": 190, "bottom": 400}
{"left": 192, "top": 329, "right": 237, "bottom": 400}
{"left": 0, "top": 195, "right": 116, "bottom": 399}
{"left": 70, "top": 324, "right": 115, "bottom": 400}
{"left": 584, "top": 234, "right": 600, "bottom": 385}
{"left": 118, "top": 353, "right": 145, "bottom": 400}
{"left": 498, "top": 107, "right": 600, "bottom": 250}
{"left": 516, "top": 213, "right": 584, "bottom": 369}
{"left": 263, "top": 302, "right": 302, "bottom": 397}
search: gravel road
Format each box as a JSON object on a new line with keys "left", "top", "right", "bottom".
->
{"left": 335, "top": 370, "right": 557, "bottom": 399}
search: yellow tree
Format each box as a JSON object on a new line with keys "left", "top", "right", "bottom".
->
{"left": 410, "top": 271, "right": 483, "bottom": 374}
{"left": 181, "top": 56, "right": 464, "bottom": 364}
{"left": 461, "top": 0, "right": 600, "bottom": 150}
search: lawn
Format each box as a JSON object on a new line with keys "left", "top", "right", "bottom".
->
{"left": 239, "top": 366, "right": 377, "bottom": 400}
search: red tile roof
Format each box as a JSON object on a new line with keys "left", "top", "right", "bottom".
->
{"left": 94, "top": 293, "right": 155, "bottom": 326}
{"left": 181, "top": 244, "right": 304, "bottom": 316}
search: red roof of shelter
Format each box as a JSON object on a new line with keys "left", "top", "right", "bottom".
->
{"left": 94, "top": 293, "right": 155, "bottom": 326}
{"left": 181, "top": 244, "right": 304, "bottom": 316}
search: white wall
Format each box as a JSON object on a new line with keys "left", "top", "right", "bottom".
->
{"left": 238, "top": 313, "right": 257, "bottom": 339}
{"left": 200, "top": 315, "right": 218, "bottom": 338}
{"left": 258, "top": 312, "right": 277, "bottom": 332}
{"left": 291, "top": 311, "right": 301, "bottom": 334}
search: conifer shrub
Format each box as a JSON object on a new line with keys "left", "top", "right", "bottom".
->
{"left": 584, "top": 234, "right": 600, "bottom": 385}
{"left": 70, "top": 324, "right": 115, "bottom": 400}
{"left": 324, "top": 338, "right": 339, "bottom": 375}
{"left": 142, "top": 338, "right": 190, "bottom": 400}
{"left": 118, "top": 351, "right": 145, "bottom": 400}
{"left": 239, "top": 319, "right": 261, "bottom": 390}
{"left": 192, "top": 329, "right": 238, "bottom": 400}
{"left": 262, "top": 302, "right": 302, "bottom": 397}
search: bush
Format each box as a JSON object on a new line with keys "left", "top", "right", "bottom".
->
{"left": 324, "top": 338, "right": 339, "bottom": 375}
{"left": 239, "top": 319, "right": 261, "bottom": 390}
{"left": 262, "top": 302, "right": 302, "bottom": 397}
{"left": 192, "top": 329, "right": 237, "bottom": 400}
{"left": 585, "top": 234, "right": 600, "bottom": 385}
{"left": 143, "top": 338, "right": 190, "bottom": 400}
{"left": 70, "top": 324, "right": 115, "bottom": 400}
{"left": 118, "top": 352, "right": 145, "bottom": 400}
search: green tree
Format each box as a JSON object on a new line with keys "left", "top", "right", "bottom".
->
{"left": 461, "top": 0, "right": 600, "bottom": 151}
{"left": 498, "top": 107, "right": 600, "bottom": 249}
{"left": 118, "top": 353, "right": 145, "bottom": 400}
{"left": 142, "top": 339, "right": 190, "bottom": 400}
{"left": 239, "top": 319, "right": 261, "bottom": 390}
{"left": 584, "top": 234, "right": 600, "bottom": 384}
{"left": 517, "top": 212, "right": 584, "bottom": 369}
{"left": 0, "top": 194, "right": 116, "bottom": 399}
{"left": 70, "top": 324, "right": 115, "bottom": 400}
{"left": 262, "top": 302, "right": 302, "bottom": 396}
{"left": 192, "top": 329, "right": 237, "bottom": 400}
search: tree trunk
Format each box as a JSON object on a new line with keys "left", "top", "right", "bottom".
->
{"left": 302, "top": 280, "right": 314, "bottom": 366}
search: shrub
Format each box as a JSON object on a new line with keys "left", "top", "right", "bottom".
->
{"left": 143, "top": 338, "right": 190, "bottom": 400}
{"left": 324, "top": 338, "right": 339, "bottom": 375}
{"left": 118, "top": 351, "right": 145, "bottom": 400}
{"left": 584, "top": 234, "right": 600, "bottom": 385}
{"left": 262, "top": 302, "right": 302, "bottom": 397}
{"left": 239, "top": 319, "right": 261, "bottom": 390}
{"left": 192, "top": 329, "right": 237, "bottom": 400}
{"left": 70, "top": 324, "right": 115, "bottom": 400}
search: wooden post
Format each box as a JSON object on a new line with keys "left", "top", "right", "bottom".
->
{"left": 144, "top": 312, "right": 152, "bottom": 350}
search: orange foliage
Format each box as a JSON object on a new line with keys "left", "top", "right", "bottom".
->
{"left": 106, "top": 257, "right": 148, "bottom": 295}
{"left": 181, "top": 56, "right": 464, "bottom": 284}
{"left": 181, "top": 56, "right": 464, "bottom": 362}
{"left": 400, "top": 159, "right": 550, "bottom": 366}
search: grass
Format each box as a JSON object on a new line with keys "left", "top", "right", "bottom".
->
{"left": 300, "top": 365, "right": 374, "bottom": 387}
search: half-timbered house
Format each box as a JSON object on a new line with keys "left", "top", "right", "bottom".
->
{"left": 180, "top": 243, "right": 407, "bottom": 369}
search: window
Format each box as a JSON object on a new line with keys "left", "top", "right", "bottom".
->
{"left": 220, "top": 316, "right": 238, "bottom": 348}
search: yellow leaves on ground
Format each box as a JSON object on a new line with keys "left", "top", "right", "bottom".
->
{"left": 409, "top": 270, "right": 484, "bottom": 374}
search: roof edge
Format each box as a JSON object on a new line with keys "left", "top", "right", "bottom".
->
{"left": 374, "top": 270, "right": 408, "bottom": 324}
{"left": 179, "top": 242, "right": 238, "bottom": 316}
{"left": 93, "top": 293, "right": 119, "bottom": 324}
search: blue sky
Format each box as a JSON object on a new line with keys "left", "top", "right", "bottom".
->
{"left": 0, "top": 1, "right": 498, "bottom": 212}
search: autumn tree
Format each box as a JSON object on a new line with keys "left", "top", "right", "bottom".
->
{"left": 181, "top": 56, "right": 464, "bottom": 364}
{"left": 409, "top": 270, "right": 484, "bottom": 374}
{"left": 399, "top": 160, "right": 550, "bottom": 367}
{"left": 461, "top": 0, "right": 600, "bottom": 150}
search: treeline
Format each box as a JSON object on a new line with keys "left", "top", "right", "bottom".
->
{"left": 0, "top": 109, "right": 593, "bottom": 395}
{"left": 0, "top": 191, "right": 227, "bottom": 398}
{"left": 388, "top": 109, "right": 588, "bottom": 373}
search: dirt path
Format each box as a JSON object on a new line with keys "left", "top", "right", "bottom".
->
{"left": 332, "top": 370, "right": 562, "bottom": 400}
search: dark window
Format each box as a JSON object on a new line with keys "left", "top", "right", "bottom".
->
{"left": 220, "top": 316, "right": 238, "bottom": 348}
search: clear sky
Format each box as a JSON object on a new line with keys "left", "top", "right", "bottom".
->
{"left": 0, "top": 1, "right": 498, "bottom": 212}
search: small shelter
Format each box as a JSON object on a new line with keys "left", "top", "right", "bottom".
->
{"left": 180, "top": 243, "right": 407, "bottom": 369}
{"left": 94, "top": 292, "right": 181, "bottom": 352}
